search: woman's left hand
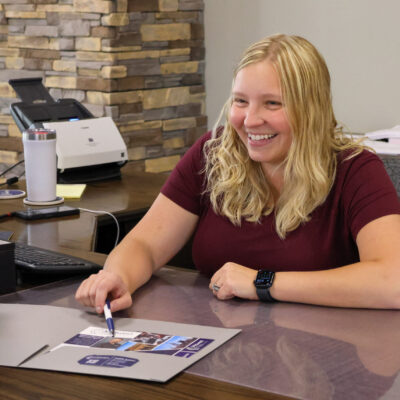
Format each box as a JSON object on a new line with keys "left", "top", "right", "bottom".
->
{"left": 209, "top": 262, "right": 259, "bottom": 300}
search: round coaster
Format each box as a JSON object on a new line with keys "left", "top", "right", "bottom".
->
{"left": 0, "top": 189, "right": 26, "bottom": 199}
{"left": 23, "top": 196, "right": 64, "bottom": 206}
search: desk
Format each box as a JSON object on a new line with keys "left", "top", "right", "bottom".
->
{"left": 2, "top": 268, "right": 400, "bottom": 399}
{"left": 0, "top": 162, "right": 167, "bottom": 254}
{"left": 0, "top": 162, "right": 193, "bottom": 269}
{"left": 1, "top": 163, "right": 400, "bottom": 399}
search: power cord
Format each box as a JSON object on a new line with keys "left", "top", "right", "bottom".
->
{"left": 0, "top": 207, "right": 121, "bottom": 249}
{"left": 0, "top": 177, "right": 19, "bottom": 187}
{"left": 0, "top": 159, "right": 25, "bottom": 186}
{"left": 78, "top": 207, "right": 120, "bottom": 249}
{"left": 0, "top": 159, "right": 24, "bottom": 177}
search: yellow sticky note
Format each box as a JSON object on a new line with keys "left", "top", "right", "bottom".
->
{"left": 56, "top": 184, "right": 86, "bottom": 199}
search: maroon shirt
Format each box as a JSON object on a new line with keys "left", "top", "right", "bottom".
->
{"left": 161, "top": 132, "right": 400, "bottom": 276}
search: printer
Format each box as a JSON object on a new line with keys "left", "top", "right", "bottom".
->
{"left": 9, "top": 77, "right": 128, "bottom": 183}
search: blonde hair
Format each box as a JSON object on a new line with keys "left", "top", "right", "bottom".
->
{"left": 204, "top": 34, "right": 365, "bottom": 239}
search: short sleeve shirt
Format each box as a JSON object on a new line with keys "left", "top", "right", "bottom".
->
{"left": 161, "top": 132, "right": 400, "bottom": 277}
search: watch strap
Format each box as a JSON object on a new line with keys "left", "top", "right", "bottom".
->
{"left": 254, "top": 270, "right": 276, "bottom": 302}
{"left": 256, "top": 285, "right": 276, "bottom": 302}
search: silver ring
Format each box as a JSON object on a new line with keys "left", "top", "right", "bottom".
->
{"left": 212, "top": 284, "right": 220, "bottom": 292}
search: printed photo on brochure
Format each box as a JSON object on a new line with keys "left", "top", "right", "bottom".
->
{"left": 54, "top": 327, "right": 214, "bottom": 359}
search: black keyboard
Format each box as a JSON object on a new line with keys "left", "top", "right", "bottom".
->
{"left": 14, "top": 242, "right": 102, "bottom": 274}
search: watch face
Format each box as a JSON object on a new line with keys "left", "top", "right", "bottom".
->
{"left": 255, "top": 277, "right": 269, "bottom": 285}
{"left": 254, "top": 271, "right": 274, "bottom": 287}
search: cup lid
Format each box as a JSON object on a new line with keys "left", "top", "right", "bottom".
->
{"left": 22, "top": 128, "right": 56, "bottom": 140}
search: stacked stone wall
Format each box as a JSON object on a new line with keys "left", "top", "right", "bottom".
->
{"left": 0, "top": 0, "right": 206, "bottom": 177}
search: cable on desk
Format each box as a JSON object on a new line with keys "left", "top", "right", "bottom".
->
{"left": 0, "top": 159, "right": 24, "bottom": 177}
{"left": 0, "top": 177, "right": 19, "bottom": 187}
{"left": 0, "top": 160, "right": 25, "bottom": 186}
{"left": 78, "top": 207, "right": 120, "bottom": 249}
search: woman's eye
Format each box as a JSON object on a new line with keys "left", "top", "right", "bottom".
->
{"left": 266, "top": 101, "right": 281, "bottom": 109}
{"left": 233, "top": 98, "right": 247, "bottom": 105}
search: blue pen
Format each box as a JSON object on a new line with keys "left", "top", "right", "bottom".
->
{"left": 103, "top": 299, "right": 115, "bottom": 337}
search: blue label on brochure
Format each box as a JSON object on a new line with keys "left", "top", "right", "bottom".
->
{"left": 184, "top": 338, "right": 214, "bottom": 352}
{"left": 78, "top": 355, "right": 138, "bottom": 368}
{"left": 174, "top": 338, "right": 214, "bottom": 358}
{"left": 174, "top": 351, "right": 196, "bottom": 358}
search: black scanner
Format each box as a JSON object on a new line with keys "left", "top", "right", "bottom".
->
{"left": 9, "top": 77, "right": 93, "bottom": 131}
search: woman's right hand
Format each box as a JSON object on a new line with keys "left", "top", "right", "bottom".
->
{"left": 75, "top": 193, "right": 199, "bottom": 314}
{"left": 75, "top": 269, "right": 133, "bottom": 313}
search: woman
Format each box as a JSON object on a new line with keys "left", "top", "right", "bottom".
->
{"left": 76, "top": 34, "right": 400, "bottom": 312}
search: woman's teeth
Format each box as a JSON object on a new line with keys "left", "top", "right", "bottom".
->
{"left": 248, "top": 133, "right": 277, "bottom": 141}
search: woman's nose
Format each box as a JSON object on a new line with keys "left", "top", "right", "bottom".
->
{"left": 244, "top": 106, "right": 264, "bottom": 127}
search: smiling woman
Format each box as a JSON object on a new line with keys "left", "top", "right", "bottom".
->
{"left": 75, "top": 34, "right": 400, "bottom": 313}
{"left": 205, "top": 34, "right": 359, "bottom": 238}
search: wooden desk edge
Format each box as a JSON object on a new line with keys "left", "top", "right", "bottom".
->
{"left": 0, "top": 365, "right": 293, "bottom": 400}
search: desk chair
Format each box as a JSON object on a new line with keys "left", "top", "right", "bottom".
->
{"left": 380, "top": 154, "right": 400, "bottom": 196}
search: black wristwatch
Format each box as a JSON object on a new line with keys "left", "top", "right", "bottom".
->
{"left": 254, "top": 270, "right": 276, "bottom": 302}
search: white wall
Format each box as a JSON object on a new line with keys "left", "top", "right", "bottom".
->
{"left": 204, "top": 0, "right": 400, "bottom": 133}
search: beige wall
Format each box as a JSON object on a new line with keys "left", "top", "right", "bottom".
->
{"left": 204, "top": 0, "right": 400, "bottom": 133}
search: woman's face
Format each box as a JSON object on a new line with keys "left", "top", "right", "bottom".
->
{"left": 229, "top": 59, "right": 292, "bottom": 177}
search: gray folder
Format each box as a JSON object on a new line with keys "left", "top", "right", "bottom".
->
{"left": 0, "top": 303, "right": 240, "bottom": 382}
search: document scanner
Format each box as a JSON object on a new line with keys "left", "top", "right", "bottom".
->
{"left": 9, "top": 77, "right": 128, "bottom": 183}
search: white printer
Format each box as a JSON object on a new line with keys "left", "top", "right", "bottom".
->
{"left": 43, "top": 117, "right": 128, "bottom": 181}
{"left": 9, "top": 77, "right": 128, "bottom": 183}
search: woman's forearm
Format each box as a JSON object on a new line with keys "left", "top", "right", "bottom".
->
{"left": 271, "top": 260, "right": 400, "bottom": 309}
{"left": 103, "top": 236, "right": 157, "bottom": 295}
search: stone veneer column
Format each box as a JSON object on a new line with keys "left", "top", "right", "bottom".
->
{"left": 0, "top": 0, "right": 206, "bottom": 176}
